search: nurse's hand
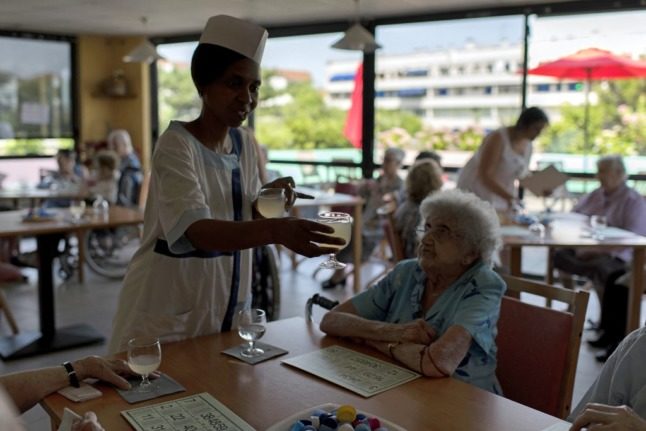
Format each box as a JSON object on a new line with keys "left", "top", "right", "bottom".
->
{"left": 262, "top": 176, "right": 297, "bottom": 212}
{"left": 277, "top": 218, "right": 345, "bottom": 257}
{"left": 569, "top": 404, "right": 646, "bottom": 431}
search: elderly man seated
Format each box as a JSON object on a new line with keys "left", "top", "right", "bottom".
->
{"left": 553, "top": 155, "right": 646, "bottom": 360}
{"left": 320, "top": 189, "right": 506, "bottom": 393}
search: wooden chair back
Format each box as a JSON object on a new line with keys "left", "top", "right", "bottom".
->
{"left": 497, "top": 275, "right": 589, "bottom": 419}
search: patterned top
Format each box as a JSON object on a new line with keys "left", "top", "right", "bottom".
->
{"left": 352, "top": 259, "right": 506, "bottom": 393}
{"left": 394, "top": 199, "right": 422, "bottom": 259}
{"left": 568, "top": 326, "right": 646, "bottom": 421}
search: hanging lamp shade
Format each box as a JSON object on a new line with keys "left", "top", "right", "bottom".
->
{"left": 332, "top": 22, "right": 381, "bottom": 53}
{"left": 123, "top": 39, "right": 164, "bottom": 64}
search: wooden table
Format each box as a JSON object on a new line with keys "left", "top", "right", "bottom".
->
{"left": 503, "top": 213, "right": 646, "bottom": 334}
{"left": 0, "top": 207, "right": 143, "bottom": 360}
{"left": 42, "top": 317, "right": 568, "bottom": 431}
{"left": 292, "top": 190, "right": 364, "bottom": 293}
{"left": 0, "top": 187, "right": 87, "bottom": 209}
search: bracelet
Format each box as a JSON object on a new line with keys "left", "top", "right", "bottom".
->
{"left": 62, "top": 361, "right": 80, "bottom": 388}
{"left": 387, "top": 342, "right": 400, "bottom": 359}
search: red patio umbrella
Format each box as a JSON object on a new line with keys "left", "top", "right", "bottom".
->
{"left": 343, "top": 63, "right": 363, "bottom": 149}
{"left": 527, "top": 48, "right": 646, "bottom": 169}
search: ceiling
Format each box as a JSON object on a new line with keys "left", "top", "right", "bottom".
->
{"left": 0, "top": 0, "right": 584, "bottom": 38}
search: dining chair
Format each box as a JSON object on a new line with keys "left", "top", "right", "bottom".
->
{"left": 497, "top": 274, "right": 589, "bottom": 419}
{"left": 0, "top": 287, "right": 19, "bottom": 335}
{"left": 362, "top": 202, "right": 405, "bottom": 288}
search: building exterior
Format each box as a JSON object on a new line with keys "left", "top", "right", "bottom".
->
{"left": 324, "top": 43, "right": 587, "bottom": 130}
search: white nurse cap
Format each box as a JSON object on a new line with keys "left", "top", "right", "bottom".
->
{"left": 199, "top": 15, "right": 268, "bottom": 64}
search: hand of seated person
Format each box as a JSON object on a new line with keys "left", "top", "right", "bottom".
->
{"left": 73, "top": 356, "right": 136, "bottom": 390}
{"left": 399, "top": 319, "right": 436, "bottom": 345}
{"left": 569, "top": 403, "right": 646, "bottom": 431}
{"left": 71, "top": 411, "right": 104, "bottom": 431}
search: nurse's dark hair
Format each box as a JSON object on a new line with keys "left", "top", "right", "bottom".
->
{"left": 515, "top": 106, "right": 549, "bottom": 129}
{"left": 191, "top": 44, "right": 247, "bottom": 96}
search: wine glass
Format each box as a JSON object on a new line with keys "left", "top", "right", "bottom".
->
{"left": 127, "top": 336, "right": 161, "bottom": 392}
{"left": 316, "top": 211, "right": 353, "bottom": 269}
{"left": 237, "top": 308, "right": 267, "bottom": 358}
{"left": 257, "top": 188, "right": 285, "bottom": 218}
{"left": 590, "top": 215, "right": 608, "bottom": 240}
{"left": 69, "top": 199, "right": 86, "bottom": 223}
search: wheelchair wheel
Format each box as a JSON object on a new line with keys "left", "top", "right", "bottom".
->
{"left": 251, "top": 244, "right": 281, "bottom": 321}
{"left": 84, "top": 225, "right": 140, "bottom": 279}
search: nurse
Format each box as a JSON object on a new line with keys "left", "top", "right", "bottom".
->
{"left": 109, "top": 15, "right": 342, "bottom": 353}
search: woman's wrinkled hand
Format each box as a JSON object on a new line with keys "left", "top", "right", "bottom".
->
{"left": 278, "top": 218, "right": 345, "bottom": 257}
{"left": 71, "top": 412, "right": 104, "bottom": 431}
{"left": 399, "top": 319, "right": 436, "bottom": 345}
{"left": 262, "top": 176, "right": 297, "bottom": 211}
{"left": 73, "top": 356, "right": 133, "bottom": 390}
{"left": 569, "top": 403, "right": 646, "bottom": 431}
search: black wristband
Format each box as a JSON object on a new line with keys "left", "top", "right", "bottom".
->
{"left": 62, "top": 361, "right": 80, "bottom": 388}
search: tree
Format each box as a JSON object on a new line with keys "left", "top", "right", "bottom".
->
{"left": 157, "top": 65, "right": 201, "bottom": 129}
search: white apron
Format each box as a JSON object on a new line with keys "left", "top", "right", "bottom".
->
{"left": 109, "top": 122, "right": 260, "bottom": 353}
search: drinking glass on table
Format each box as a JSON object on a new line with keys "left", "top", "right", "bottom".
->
{"left": 316, "top": 211, "right": 352, "bottom": 269}
{"left": 237, "top": 308, "right": 267, "bottom": 358}
{"left": 257, "top": 188, "right": 286, "bottom": 218}
{"left": 590, "top": 215, "right": 608, "bottom": 240}
{"left": 69, "top": 199, "right": 86, "bottom": 222}
{"left": 127, "top": 336, "right": 161, "bottom": 392}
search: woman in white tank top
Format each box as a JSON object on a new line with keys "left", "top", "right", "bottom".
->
{"left": 457, "top": 107, "right": 549, "bottom": 210}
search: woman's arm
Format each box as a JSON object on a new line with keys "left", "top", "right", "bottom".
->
{"left": 477, "top": 132, "right": 515, "bottom": 205}
{"left": 366, "top": 325, "right": 472, "bottom": 377}
{"left": 320, "top": 300, "right": 435, "bottom": 344}
{"left": 569, "top": 403, "right": 646, "bottom": 431}
{"left": 0, "top": 356, "right": 131, "bottom": 413}
{"left": 186, "top": 217, "right": 343, "bottom": 258}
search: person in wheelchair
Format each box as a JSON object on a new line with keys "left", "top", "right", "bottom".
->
{"left": 320, "top": 189, "right": 505, "bottom": 393}
{"left": 107, "top": 129, "right": 143, "bottom": 207}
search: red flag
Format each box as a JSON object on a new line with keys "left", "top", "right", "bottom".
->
{"left": 343, "top": 63, "right": 363, "bottom": 149}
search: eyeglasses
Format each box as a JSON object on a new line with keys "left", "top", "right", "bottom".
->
{"left": 416, "top": 224, "right": 457, "bottom": 243}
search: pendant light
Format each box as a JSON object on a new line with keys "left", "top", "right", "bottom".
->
{"left": 123, "top": 17, "right": 165, "bottom": 64}
{"left": 331, "top": 0, "right": 381, "bottom": 53}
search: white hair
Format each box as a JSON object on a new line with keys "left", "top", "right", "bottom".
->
{"left": 419, "top": 189, "right": 502, "bottom": 266}
{"left": 107, "top": 129, "right": 133, "bottom": 154}
{"left": 597, "top": 155, "right": 626, "bottom": 175}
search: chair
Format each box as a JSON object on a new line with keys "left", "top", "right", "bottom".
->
{"left": 363, "top": 202, "right": 405, "bottom": 287}
{"left": 330, "top": 180, "right": 359, "bottom": 215}
{"left": 497, "top": 274, "right": 589, "bottom": 419}
{"left": 0, "top": 287, "right": 19, "bottom": 335}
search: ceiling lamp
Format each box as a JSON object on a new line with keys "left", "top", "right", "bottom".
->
{"left": 123, "top": 17, "right": 165, "bottom": 64}
{"left": 331, "top": 0, "right": 381, "bottom": 53}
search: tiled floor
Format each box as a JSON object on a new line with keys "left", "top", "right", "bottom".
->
{"left": 0, "top": 244, "right": 643, "bottom": 430}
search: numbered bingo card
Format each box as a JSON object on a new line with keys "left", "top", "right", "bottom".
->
{"left": 121, "top": 392, "right": 255, "bottom": 431}
{"left": 282, "top": 345, "right": 420, "bottom": 397}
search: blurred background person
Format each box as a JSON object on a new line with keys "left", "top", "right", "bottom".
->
{"left": 107, "top": 129, "right": 143, "bottom": 207}
{"left": 321, "top": 147, "right": 405, "bottom": 289}
{"left": 457, "top": 107, "right": 548, "bottom": 211}
{"left": 37, "top": 148, "right": 85, "bottom": 208}
{"left": 395, "top": 159, "right": 443, "bottom": 259}
{"left": 89, "top": 150, "right": 119, "bottom": 204}
{"left": 553, "top": 155, "right": 646, "bottom": 361}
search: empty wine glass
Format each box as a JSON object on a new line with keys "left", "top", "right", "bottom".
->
{"left": 316, "top": 212, "right": 352, "bottom": 269}
{"left": 590, "top": 215, "right": 608, "bottom": 240}
{"left": 257, "top": 188, "right": 285, "bottom": 218}
{"left": 127, "top": 336, "right": 161, "bottom": 392}
{"left": 69, "top": 199, "right": 86, "bottom": 223}
{"left": 237, "top": 308, "right": 267, "bottom": 358}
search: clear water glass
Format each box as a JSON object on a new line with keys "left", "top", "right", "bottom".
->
{"left": 238, "top": 308, "right": 267, "bottom": 358}
{"left": 316, "top": 212, "right": 352, "bottom": 269}
{"left": 127, "top": 336, "right": 161, "bottom": 392}
{"left": 257, "top": 188, "right": 285, "bottom": 218}
{"left": 69, "top": 200, "right": 86, "bottom": 222}
{"left": 590, "top": 215, "right": 607, "bottom": 240}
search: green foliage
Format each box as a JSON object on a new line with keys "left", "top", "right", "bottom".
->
{"left": 157, "top": 66, "right": 201, "bottom": 129}
{"left": 535, "top": 79, "right": 646, "bottom": 156}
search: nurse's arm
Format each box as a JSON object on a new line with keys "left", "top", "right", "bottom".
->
{"left": 185, "top": 217, "right": 344, "bottom": 257}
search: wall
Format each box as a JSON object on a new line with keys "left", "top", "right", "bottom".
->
{"left": 77, "top": 35, "right": 151, "bottom": 172}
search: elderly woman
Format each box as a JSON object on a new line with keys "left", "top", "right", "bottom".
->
{"left": 395, "top": 159, "right": 443, "bottom": 259}
{"left": 320, "top": 189, "right": 505, "bottom": 393}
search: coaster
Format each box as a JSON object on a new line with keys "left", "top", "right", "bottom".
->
{"left": 222, "top": 341, "right": 288, "bottom": 365}
{"left": 116, "top": 373, "right": 186, "bottom": 404}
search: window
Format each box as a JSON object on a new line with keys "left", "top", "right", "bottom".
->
{"left": 0, "top": 35, "right": 73, "bottom": 156}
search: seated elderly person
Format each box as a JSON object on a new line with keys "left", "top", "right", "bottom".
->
{"left": 320, "top": 189, "right": 505, "bottom": 393}
{"left": 553, "top": 155, "right": 646, "bottom": 359}
{"left": 394, "top": 159, "right": 443, "bottom": 259}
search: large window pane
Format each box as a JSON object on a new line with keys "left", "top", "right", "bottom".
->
{"left": 372, "top": 16, "right": 525, "bottom": 168}
{"left": 0, "top": 36, "right": 72, "bottom": 155}
{"left": 528, "top": 10, "right": 646, "bottom": 180}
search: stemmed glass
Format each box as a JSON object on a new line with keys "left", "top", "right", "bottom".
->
{"left": 590, "top": 215, "right": 608, "bottom": 240}
{"left": 257, "top": 188, "right": 285, "bottom": 218}
{"left": 69, "top": 199, "right": 86, "bottom": 223}
{"left": 316, "top": 212, "right": 353, "bottom": 269}
{"left": 237, "top": 308, "right": 267, "bottom": 358}
{"left": 127, "top": 336, "right": 161, "bottom": 392}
